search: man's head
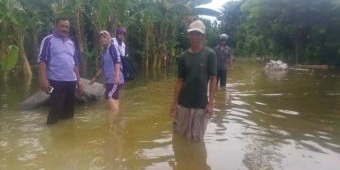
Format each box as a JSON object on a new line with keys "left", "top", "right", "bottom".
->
{"left": 219, "top": 34, "right": 228, "bottom": 45}
{"left": 55, "top": 18, "right": 70, "bottom": 38}
{"left": 116, "top": 26, "right": 126, "bottom": 40}
{"left": 187, "top": 20, "right": 206, "bottom": 46}
{"left": 99, "top": 30, "right": 111, "bottom": 47}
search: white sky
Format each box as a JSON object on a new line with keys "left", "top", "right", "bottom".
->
{"left": 207, "top": 0, "right": 234, "bottom": 11}
{"left": 197, "top": 0, "right": 234, "bottom": 21}
{"left": 196, "top": 0, "right": 234, "bottom": 14}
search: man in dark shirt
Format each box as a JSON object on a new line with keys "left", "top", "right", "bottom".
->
{"left": 214, "top": 34, "right": 232, "bottom": 88}
{"left": 170, "top": 20, "right": 217, "bottom": 141}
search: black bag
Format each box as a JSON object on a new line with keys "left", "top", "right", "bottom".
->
{"left": 121, "top": 56, "right": 136, "bottom": 81}
{"left": 109, "top": 43, "right": 136, "bottom": 81}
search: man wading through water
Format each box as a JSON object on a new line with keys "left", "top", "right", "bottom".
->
{"left": 39, "top": 17, "right": 83, "bottom": 125}
{"left": 170, "top": 20, "right": 217, "bottom": 141}
{"left": 214, "top": 34, "right": 232, "bottom": 88}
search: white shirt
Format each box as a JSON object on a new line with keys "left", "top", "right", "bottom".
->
{"left": 112, "top": 37, "right": 126, "bottom": 57}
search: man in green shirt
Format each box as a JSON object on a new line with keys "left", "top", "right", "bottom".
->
{"left": 170, "top": 20, "right": 217, "bottom": 141}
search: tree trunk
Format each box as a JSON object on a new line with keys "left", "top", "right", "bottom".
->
{"left": 152, "top": 45, "right": 158, "bottom": 69}
{"left": 294, "top": 42, "right": 299, "bottom": 65}
{"left": 19, "top": 37, "right": 32, "bottom": 77}
{"left": 294, "top": 30, "right": 307, "bottom": 65}
{"left": 75, "top": 6, "right": 87, "bottom": 77}
{"left": 33, "top": 34, "right": 39, "bottom": 64}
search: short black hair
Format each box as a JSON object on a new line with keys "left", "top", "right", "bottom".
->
{"left": 55, "top": 17, "right": 69, "bottom": 25}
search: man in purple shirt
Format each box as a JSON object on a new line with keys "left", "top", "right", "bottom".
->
{"left": 38, "top": 18, "right": 83, "bottom": 125}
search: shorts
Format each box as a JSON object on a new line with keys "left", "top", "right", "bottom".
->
{"left": 173, "top": 105, "right": 210, "bottom": 141}
{"left": 105, "top": 84, "right": 123, "bottom": 100}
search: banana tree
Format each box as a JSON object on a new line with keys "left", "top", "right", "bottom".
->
{"left": 127, "top": 0, "right": 193, "bottom": 69}
{"left": 0, "top": 46, "right": 19, "bottom": 81}
{"left": 49, "top": 0, "right": 89, "bottom": 75}
{"left": 0, "top": 0, "right": 32, "bottom": 78}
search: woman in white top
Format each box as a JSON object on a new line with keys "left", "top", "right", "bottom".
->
{"left": 112, "top": 25, "right": 136, "bottom": 81}
{"left": 112, "top": 25, "right": 126, "bottom": 58}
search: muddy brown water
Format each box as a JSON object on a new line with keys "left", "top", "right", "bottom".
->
{"left": 0, "top": 60, "right": 339, "bottom": 170}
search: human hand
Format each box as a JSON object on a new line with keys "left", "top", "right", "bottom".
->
{"left": 77, "top": 82, "right": 84, "bottom": 94}
{"left": 114, "top": 77, "right": 120, "bottom": 85}
{"left": 205, "top": 102, "right": 214, "bottom": 117}
{"left": 89, "top": 77, "right": 96, "bottom": 85}
{"left": 169, "top": 103, "right": 177, "bottom": 118}
{"left": 40, "top": 79, "right": 50, "bottom": 94}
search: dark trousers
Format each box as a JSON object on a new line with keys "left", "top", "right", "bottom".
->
{"left": 217, "top": 70, "right": 227, "bottom": 87}
{"left": 47, "top": 80, "right": 76, "bottom": 124}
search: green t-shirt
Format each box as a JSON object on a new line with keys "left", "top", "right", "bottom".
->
{"left": 177, "top": 46, "right": 217, "bottom": 109}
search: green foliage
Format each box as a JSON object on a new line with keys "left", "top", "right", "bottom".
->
{"left": 221, "top": 0, "right": 340, "bottom": 65}
{"left": 0, "top": 45, "right": 19, "bottom": 72}
{"left": 0, "top": 0, "right": 231, "bottom": 75}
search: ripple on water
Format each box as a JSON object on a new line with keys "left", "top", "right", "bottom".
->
{"left": 324, "top": 142, "right": 340, "bottom": 149}
{"left": 231, "top": 100, "right": 250, "bottom": 106}
{"left": 304, "top": 134, "right": 315, "bottom": 138}
{"left": 327, "top": 93, "right": 340, "bottom": 96}
{"left": 16, "top": 112, "right": 43, "bottom": 122}
{"left": 152, "top": 137, "right": 172, "bottom": 144}
{"left": 262, "top": 93, "right": 283, "bottom": 96}
{"left": 271, "top": 114, "right": 287, "bottom": 119}
{"left": 17, "top": 152, "right": 37, "bottom": 161}
{"left": 277, "top": 109, "right": 299, "bottom": 116}
{"left": 19, "top": 123, "right": 43, "bottom": 133}
{"left": 319, "top": 135, "right": 332, "bottom": 141}
{"left": 299, "top": 140, "right": 328, "bottom": 154}
{"left": 89, "top": 156, "right": 105, "bottom": 170}
{"left": 18, "top": 138, "right": 42, "bottom": 149}
{"left": 231, "top": 93, "right": 256, "bottom": 97}
{"left": 231, "top": 108, "right": 252, "bottom": 114}
{"left": 141, "top": 146, "right": 173, "bottom": 159}
{"left": 0, "top": 141, "right": 8, "bottom": 147}
{"left": 254, "top": 102, "right": 267, "bottom": 106}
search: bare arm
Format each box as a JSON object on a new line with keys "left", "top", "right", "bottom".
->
{"left": 169, "top": 78, "right": 183, "bottom": 117}
{"left": 227, "top": 48, "right": 233, "bottom": 70}
{"left": 206, "top": 76, "right": 217, "bottom": 116}
{"left": 74, "top": 66, "right": 83, "bottom": 92}
{"left": 39, "top": 61, "right": 49, "bottom": 93}
{"left": 227, "top": 56, "right": 232, "bottom": 70}
{"left": 208, "top": 76, "right": 217, "bottom": 103}
{"left": 74, "top": 66, "right": 81, "bottom": 83}
{"left": 114, "top": 63, "right": 120, "bottom": 84}
{"left": 89, "top": 68, "right": 102, "bottom": 85}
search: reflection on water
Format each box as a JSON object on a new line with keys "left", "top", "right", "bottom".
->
{"left": 170, "top": 135, "right": 210, "bottom": 170}
{"left": 0, "top": 61, "right": 340, "bottom": 170}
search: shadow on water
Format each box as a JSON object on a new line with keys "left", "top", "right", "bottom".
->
{"left": 1, "top": 60, "right": 340, "bottom": 170}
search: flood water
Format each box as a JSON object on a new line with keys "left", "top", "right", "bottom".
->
{"left": 0, "top": 60, "right": 340, "bottom": 170}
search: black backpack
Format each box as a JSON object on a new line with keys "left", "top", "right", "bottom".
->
{"left": 121, "top": 56, "right": 136, "bottom": 81}
{"left": 109, "top": 43, "right": 136, "bottom": 81}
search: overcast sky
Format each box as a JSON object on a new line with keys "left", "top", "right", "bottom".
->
{"left": 197, "top": 0, "right": 234, "bottom": 12}
{"left": 197, "top": 0, "right": 234, "bottom": 21}
{"left": 210, "top": 0, "right": 233, "bottom": 10}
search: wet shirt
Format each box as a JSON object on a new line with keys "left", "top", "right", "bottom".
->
{"left": 214, "top": 45, "right": 231, "bottom": 70}
{"left": 112, "top": 37, "right": 126, "bottom": 57}
{"left": 177, "top": 47, "right": 217, "bottom": 109}
{"left": 101, "top": 43, "right": 124, "bottom": 84}
{"left": 39, "top": 34, "right": 78, "bottom": 81}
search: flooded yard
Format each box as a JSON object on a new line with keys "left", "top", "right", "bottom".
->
{"left": 0, "top": 60, "right": 340, "bottom": 170}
